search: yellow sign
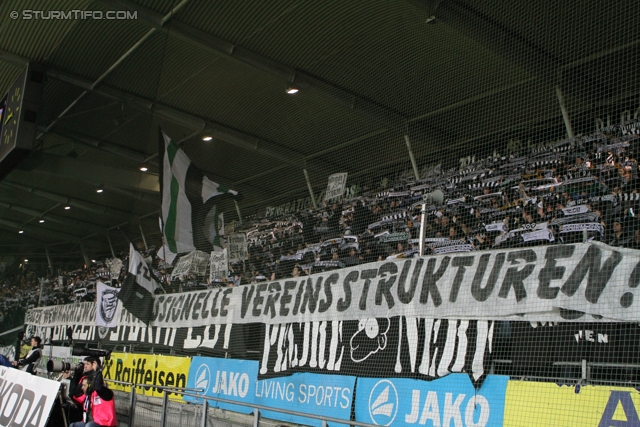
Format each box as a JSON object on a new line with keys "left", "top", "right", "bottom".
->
{"left": 103, "top": 352, "right": 191, "bottom": 401}
{"left": 504, "top": 381, "right": 640, "bottom": 426}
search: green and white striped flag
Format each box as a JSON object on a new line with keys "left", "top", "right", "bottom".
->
{"left": 159, "top": 130, "right": 237, "bottom": 262}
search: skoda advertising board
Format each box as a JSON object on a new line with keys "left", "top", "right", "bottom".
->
{"left": 186, "top": 356, "right": 355, "bottom": 427}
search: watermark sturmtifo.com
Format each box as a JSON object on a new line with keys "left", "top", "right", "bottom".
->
{"left": 10, "top": 10, "right": 138, "bottom": 20}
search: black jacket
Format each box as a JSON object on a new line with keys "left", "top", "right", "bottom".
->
{"left": 17, "top": 346, "right": 41, "bottom": 375}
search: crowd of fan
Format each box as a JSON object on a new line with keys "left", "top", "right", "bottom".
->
{"left": 0, "top": 261, "right": 127, "bottom": 336}
{"left": 2, "top": 126, "right": 640, "bottom": 310}
{"left": 220, "top": 126, "right": 640, "bottom": 285}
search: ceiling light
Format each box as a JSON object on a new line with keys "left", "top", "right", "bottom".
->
{"left": 39, "top": 219, "right": 45, "bottom": 223}
{"left": 139, "top": 166, "right": 148, "bottom": 172}
{"left": 96, "top": 188, "right": 104, "bottom": 193}
{"left": 24, "top": 259, "right": 28, "bottom": 262}
{"left": 202, "top": 136, "right": 213, "bottom": 141}
{"left": 65, "top": 206, "right": 71, "bottom": 210}
{"left": 18, "top": 230, "right": 23, "bottom": 234}
{"left": 91, "top": 259, "right": 96, "bottom": 263}
{"left": 286, "top": 87, "right": 299, "bottom": 94}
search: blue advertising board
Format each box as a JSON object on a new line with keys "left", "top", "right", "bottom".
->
{"left": 186, "top": 356, "right": 356, "bottom": 427}
{"left": 257, "top": 372, "right": 355, "bottom": 427}
{"left": 185, "top": 356, "right": 258, "bottom": 414}
{"left": 355, "top": 374, "right": 509, "bottom": 427}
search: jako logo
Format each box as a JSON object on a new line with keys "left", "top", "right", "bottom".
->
{"left": 195, "top": 364, "right": 211, "bottom": 393}
{"left": 368, "top": 380, "right": 398, "bottom": 426}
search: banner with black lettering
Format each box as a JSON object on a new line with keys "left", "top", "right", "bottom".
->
{"left": 102, "top": 352, "right": 191, "bottom": 401}
{"left": 257, "top": 317, "right": 494, "bottom": 387}
{"left": 24, "top": 320, "right": 252, "bottom": 358}
{"left": 227, "top": 233, "right": 248, "bottom": 262}
{"left": 24, "top": 242, "right": 640, "bottom": 329}
{"left": 325, "top": 172, "right": 348, "bottom": 202}
{"left": 508, "top": 321, "right": 640, "bottom": 372}
{"left": 209, "top": 249, "right": 229, "bottom": 282}
{"left": 0, "top": 366, "right": 60, "bottom": 427}
{"left": 146, "top": 242, "right": 640, "bottom": 324}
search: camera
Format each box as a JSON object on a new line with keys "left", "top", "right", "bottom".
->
{"left": 71, "top": 344, "right": 112, "bottom": 360}
{"left": 47, "top": 360, "right": 74, "bottom": 373}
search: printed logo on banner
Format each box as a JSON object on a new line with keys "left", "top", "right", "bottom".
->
{"left": 97, "top": 326, "right": 110, "bottom": 340}
{"left": 195, "top": 363, "right": 211, "bottom": 393}
{"left": 351, "top": 318, "right": 390, "bottom": 362}
{"left": 356, "top": 374, "right": 508, "bottom": 427}
{"left": 368, "top": 380, "right": 399, "bottom": 426}
{"left": 0, "top": 366, "right": 61, "bottom": 427}
{"left": 100, "top": 290, "right": 118, "bottom": 323}
{"left": 96, "top": 281, "right": 119, "bottom": 328}
{"left": 186, "top": 357, "right": 355, "bottom": 427}
{"left": 103, "top": 352, "right": 191, "bottom": 401}
{"left": 185, "top": 356, "right": 258, "bottom": 413}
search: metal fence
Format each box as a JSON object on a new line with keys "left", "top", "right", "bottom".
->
{"left": 104, "top": 379, "right": 379, "bottom": 427}
{"left": 103, "top": 360, "right": 640, "bottom": 427}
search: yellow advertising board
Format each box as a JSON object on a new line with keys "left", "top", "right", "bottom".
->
{"left": 504, "top": 381, "right": 640, "bottom": 426}
{"left": 103, "top": 352, "right": 191, "bottom": 401}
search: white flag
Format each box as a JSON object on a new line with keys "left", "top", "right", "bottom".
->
{"left": 96, "top": 281, "right": 120, "bottom": 328}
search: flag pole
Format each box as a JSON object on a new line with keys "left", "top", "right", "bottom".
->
{"left": 158, "top": 127, "right": 167, "bottom": 265}
{"left": 117, "top": 227, "right": 167, "bottom": 294}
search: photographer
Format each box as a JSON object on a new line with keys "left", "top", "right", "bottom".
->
{"left": 67, "top": 357, "right": 117, "bottom": 427}
{"left": 12, "top": 336, "right": 41, "bottom": 374}
{"left": 63, "top": 356, "right": 106, "bottom": 409}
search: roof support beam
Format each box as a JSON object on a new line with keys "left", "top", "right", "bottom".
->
{"left": 44, "top": 127, "right": 274, "bottom": 197}
{"left": 0, "top": 200, "right": 113, "bottom": 233}
{"left": 37, "top": 0, "right": 192, "bottom": 139}
{"left": 0, "top": 217, "right": 102, "bottom": 243}
{"left": 0, "top": 228, "right": 51, "bottom": 247}
{"left": 23, "top": 153, "right": 159, "bottom": 193}
{"left": 44, "top": 127, "right": 159, "bottom": 167}
{"left": 413, "top": 0, "right": 560, "bottom": 84}
{"left": 0, "top": 24, "right": 336, "bottom": 174}
{"left": 0, "top": 181, "right": 133, "bottom": 218}
{"left": 100, "top": 0, "right": 405, "bottom": 127}
{"left": 42, "top": 63, "right": 326, "bottom": 171}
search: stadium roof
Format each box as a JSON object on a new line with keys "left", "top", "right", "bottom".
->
{"left": 0, "top": 0, "right": 638, "bottom": 262}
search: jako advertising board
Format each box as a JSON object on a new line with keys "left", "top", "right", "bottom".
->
{"left": 355, "top": 374, "right": 509, "bottom": 427}
{"left": 102, "top": 352, "right": 191, "bottom": 401}
{"left": 0, "top": 366, "right": 61, "bottom": 427}
{"left": 185, "top": 356, "right": 356, "bottom": 427}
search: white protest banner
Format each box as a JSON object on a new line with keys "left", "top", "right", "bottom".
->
{"left": 0, "top": 366, "right": 60, "bottom": 427}
{"left": 96, "top": 281, "right": 120, "bottom": 328}
{"left": 209, "top": 248, "right": 228, "bottom": 282}
{"left": 324, "top": 172, "right": 348, "bottom": 202}
{"left": 227, "top": 233, "right": 248, "bottom": 262}
{"left": 171, "top": 254, "right": 192, "bottom": 279}
{"left": 25, "top": 242, "right": 640, "bottom": 327}
{"left": 193, "top": 251, "right": 210, "bottom": 276}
